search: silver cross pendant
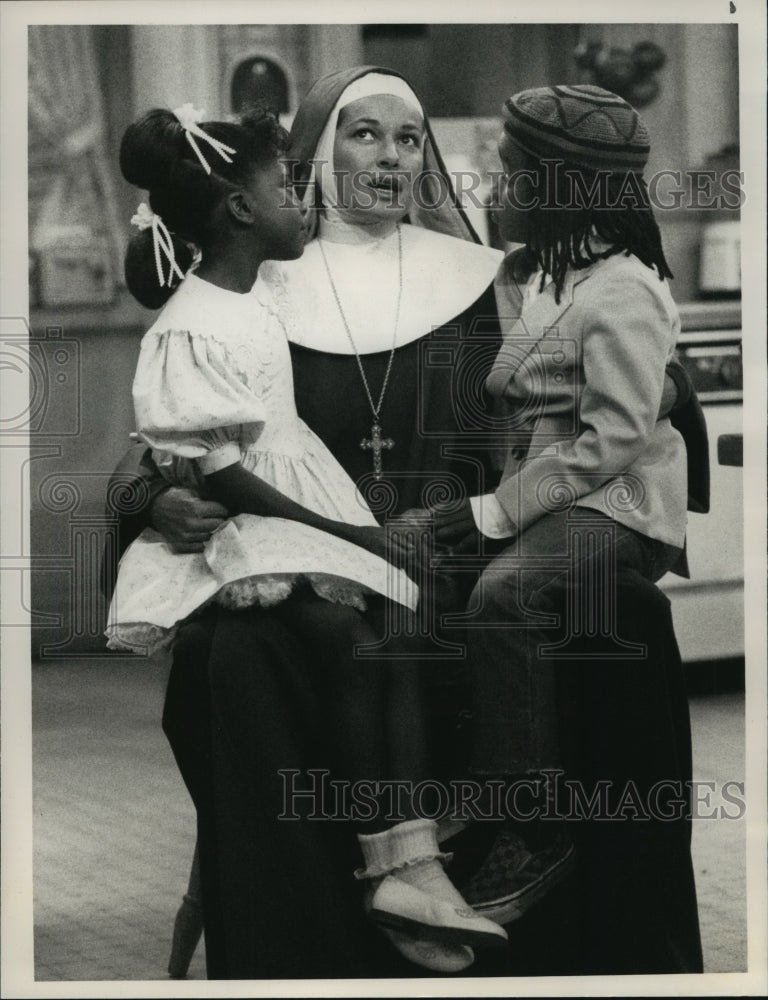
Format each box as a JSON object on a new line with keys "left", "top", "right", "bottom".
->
{"left": 360, "top": 423, "right": 394, "bottom": 480}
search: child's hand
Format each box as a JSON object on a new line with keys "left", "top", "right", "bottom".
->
{"left": 429, "top": 498, "right": 477, "bottom": 545}
{"left": 391, "top": 500, "right": 477, "bottom": 545}
{"left": 391, "top": 507, "right": 431, "bottom": 526}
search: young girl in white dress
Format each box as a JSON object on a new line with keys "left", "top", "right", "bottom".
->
{"left": 105, "top": 103, "right": 506, "bottom": 971}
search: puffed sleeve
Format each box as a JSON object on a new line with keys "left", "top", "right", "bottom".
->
{"left": 132, "top": 328, "right": 267, "bottom": 475}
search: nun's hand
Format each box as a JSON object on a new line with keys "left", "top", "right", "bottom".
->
{"left": 151, "top": 487, "right": 229, "bottom": 553}
{"left": 391, "top": 501, "right": 477, "bottom": 545}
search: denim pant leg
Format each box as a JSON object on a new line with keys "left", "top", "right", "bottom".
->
{"left": 467, "top": 509, "right": 677, "bottom": 776}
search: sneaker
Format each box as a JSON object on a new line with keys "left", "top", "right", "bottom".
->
{"left": 460, "top": 830, "right": 576, "bottom": 925}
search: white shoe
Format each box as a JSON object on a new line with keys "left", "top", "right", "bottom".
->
{"left": 368, "top": 874, "right": 508, "bottom": 949}
{"left": 380, "top": 927, "right": 475, "bottom": 973}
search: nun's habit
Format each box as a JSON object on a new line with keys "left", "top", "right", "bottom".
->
{"left": 261, "top": 67, "right": 503, "bottom": 509}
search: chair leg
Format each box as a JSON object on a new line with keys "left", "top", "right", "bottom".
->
{"left": 168, "top": 840, "right": 204, "bottom": 979}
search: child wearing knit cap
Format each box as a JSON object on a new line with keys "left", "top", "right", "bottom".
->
{"left": 430, "top": 85, "right": 690, "bottom": 924}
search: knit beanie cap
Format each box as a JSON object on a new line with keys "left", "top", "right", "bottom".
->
{"left": 503, "top": 84, "right": 650, "bottom": 173}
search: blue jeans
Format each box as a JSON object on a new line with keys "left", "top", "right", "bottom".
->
{"left": 465, "top": 508, "right": 682, "bottom": 775}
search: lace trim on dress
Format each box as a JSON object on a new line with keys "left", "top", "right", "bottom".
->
{"left": 217, "top": 574, "right": 296, "bottom": 609}
{"left": 105, "top": 593, "right": 220, "bottom": 654}
{"left": 258, "top": 262, "right": 295, "bottom": 343}
{"left": 308, "top": 574, "right": 369, "bottom": 612}
{"left": 105, "top": 622, "right": 177, "bottom": 655}
{"left": 106, "top": 567, "right": 374, "bottom": 656}
{"left": 217, "top": 572, "right": 369, "bottom": 614}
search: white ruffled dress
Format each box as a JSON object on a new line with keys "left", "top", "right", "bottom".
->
{"left": 105, "top": 273, "right": 418, "bottom": 654}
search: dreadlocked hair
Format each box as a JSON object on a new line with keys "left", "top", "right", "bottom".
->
{"left": 120, "top": 104, "right": 289, "bottom": 309}
{"left": 511, "top": 150, "right": 673, "bottom": 304}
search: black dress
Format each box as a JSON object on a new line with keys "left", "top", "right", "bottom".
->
{"left": 125, "top": 278, "right": 702, "bottom": 978}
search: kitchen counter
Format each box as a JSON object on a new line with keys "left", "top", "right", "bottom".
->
{"left": 30, "top": 288, "right": 154, "bottom": 335}
{"left": 678, "top": 299, "right": 741, "bottom": 332}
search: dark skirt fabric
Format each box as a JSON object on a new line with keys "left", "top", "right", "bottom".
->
{"left": 163, "top": 571, "right": 703, "bottom": 978}
{"left": 159, "top": 281, "right": 702, "bottom": 978}
{"left": 470, "top": 570, "right": 704, "bottom": 976}
{"left": 163, "top": 607, "right": 477, "bottom": 979}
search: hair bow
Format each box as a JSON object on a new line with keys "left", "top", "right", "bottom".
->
{"left": 172, "top": 102, "right": 237, "bottom": 175}
{"left": 130, "top": 202, "right": 185, "bottom": 288}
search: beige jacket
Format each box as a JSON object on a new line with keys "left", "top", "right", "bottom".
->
{"left": 489, "top": 252, "right": 688, "bottom": 548}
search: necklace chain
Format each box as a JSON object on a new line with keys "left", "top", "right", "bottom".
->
{"left": 318, "top": 224, "right": 402, "bottom": 423}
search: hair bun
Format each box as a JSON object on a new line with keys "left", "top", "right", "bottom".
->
{"left": 124, "top": 228, "right": 194, "bottom": 310}
{"left": 119, "top": 108, "right": 185, "bottom": 191}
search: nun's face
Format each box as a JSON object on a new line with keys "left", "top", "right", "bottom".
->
{"left": 332, "top": 95, "right": 425, "bottom": 224}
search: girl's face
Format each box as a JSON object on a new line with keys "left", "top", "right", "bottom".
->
{"left": 332, "top": 94, "right": 425, "bottom": 225}
{"left": 495, "top": 130, "right": 536, "bottom": 244}
{"left": 246, "top": 160, "right": 306, "bottom": 260}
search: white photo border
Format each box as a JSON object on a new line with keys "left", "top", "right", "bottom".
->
{"left": 2, "top": 1, "right": 766, "bottom": 997}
